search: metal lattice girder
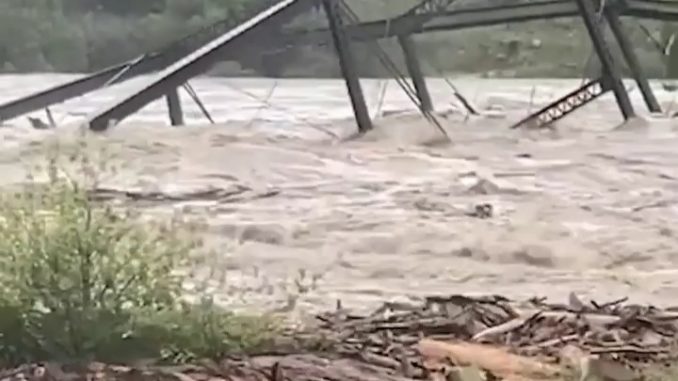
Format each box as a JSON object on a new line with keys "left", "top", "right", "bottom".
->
{"left": 283, "top": 0, "right": 578, "bottom": 46}
{"left": 422, "top": 0, "right": 577, "bottom": 33}
{"left": 405, "top": 0, "right": 459, "bottom": 16}
{"left": 510, "top": 79, "right": 607, "bottom": 129}
{"left": 282, "top": 0, "right": 678, "bottom": 47}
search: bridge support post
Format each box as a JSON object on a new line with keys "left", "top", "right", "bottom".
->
{"left": 575, "top": 0, "right": 634, "bottom": 120}
{"left": 604, "top": 6, "right": 661, "bottom": 113}
{"left": 398, "top": 34, "right": 434, "bottom": 113}
{"left": 166, "top": 88, "right": 184, "bottom": 126}
{"left": 322, "top": 0, "right": 372, "bottom": 133}
{"left": 662, "top": 23, "right": 678, "bottom": 78}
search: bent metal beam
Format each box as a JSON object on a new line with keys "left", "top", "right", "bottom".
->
{"left": 0, "top": 63, "right": 132, "bottom": 124}
{"left": 0, "top": 14, "right": 246, "bottom": 124}
{"left": 86, "top": 0, "right": 312, "bottom": 131}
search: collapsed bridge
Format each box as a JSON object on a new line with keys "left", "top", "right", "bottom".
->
{"left": 1, "top": 0, "right": 678, "bottom": 134}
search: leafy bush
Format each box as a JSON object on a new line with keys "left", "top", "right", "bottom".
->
{"left": 0, "top": 140, "right": 278, "bottom": 366}
{"left": 130, "top": 298, "right": 280, "bottom": 364}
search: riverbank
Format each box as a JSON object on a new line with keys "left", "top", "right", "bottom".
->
{"left": 2, "top": 293, "right": 677, "bottom": 381}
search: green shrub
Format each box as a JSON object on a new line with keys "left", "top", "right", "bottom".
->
{"left": 130, "top": 298, "right": 280, "bottom": 364}
{"left": 0, "top": 140, "right": 279, "bottom": 365}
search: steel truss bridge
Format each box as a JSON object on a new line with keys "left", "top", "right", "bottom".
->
{"left": 1, "top": 0, "right": 677, "bottom": 133}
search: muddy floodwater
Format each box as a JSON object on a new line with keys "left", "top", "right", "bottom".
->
{"left": 2, "top": 74, "right": 678, "bottom": 314}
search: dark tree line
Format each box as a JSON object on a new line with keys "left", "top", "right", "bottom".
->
{"left": 1, "top": 0, "right": 273, "bottom": 19}
{"left": 0, "top": 0, "right": 275, "bottom": 73}
{"left": 64, "top": 0, "right": 166, "bottom": 15}
{"left": 0, "top": 0, "right": 670, "bottom": 78}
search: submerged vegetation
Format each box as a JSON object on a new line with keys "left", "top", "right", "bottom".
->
{"left": 0, "top": 0, "right": 674, "bottom": 78}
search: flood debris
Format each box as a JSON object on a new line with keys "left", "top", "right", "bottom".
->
{"left": 27, "top": 117, "right": 51, "bottom": 130}
{"left": 88, "top": 184, "right": 280, "bottom": 205}
{"left": 2, "top": 293, "right": 677, "bottom": 381}
{"left": 466, "top": 203, "right": 493, "bottom": 219}
{"left": 311, "top": 292, "right": 678, "bottom": 380}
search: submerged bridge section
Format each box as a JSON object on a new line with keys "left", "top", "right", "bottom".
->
{"left": 0, "top": 11, "right": 255, "bottom": 124}
{"left": 2, "top": 0, "right": 678, "bottom": 133}
{"left": 86, "top": 0, "right": 315, "bottom": 131}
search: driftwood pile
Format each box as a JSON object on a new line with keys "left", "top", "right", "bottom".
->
{"left": 316, "top": 293, "right": 678, "bottom": 364}
{"left": 311, "top": 293, "right": 678, "bottom": 380}
{"left": 3, "top": 294, "right": 678, "bottom": 381}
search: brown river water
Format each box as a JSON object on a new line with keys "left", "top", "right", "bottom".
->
{"left": 2, "top": 74, "right": 678, "bottom": 315}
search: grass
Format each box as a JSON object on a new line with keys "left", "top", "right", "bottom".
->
{"left": 0, "top": 137, "right": 281, "bottom": 366}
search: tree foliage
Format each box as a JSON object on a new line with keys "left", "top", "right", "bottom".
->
{"left": 0, "top": 0, "right": 669, "bottom": 78}
{"left": 0, "top": 0, "right": 270, "bottom": 73}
